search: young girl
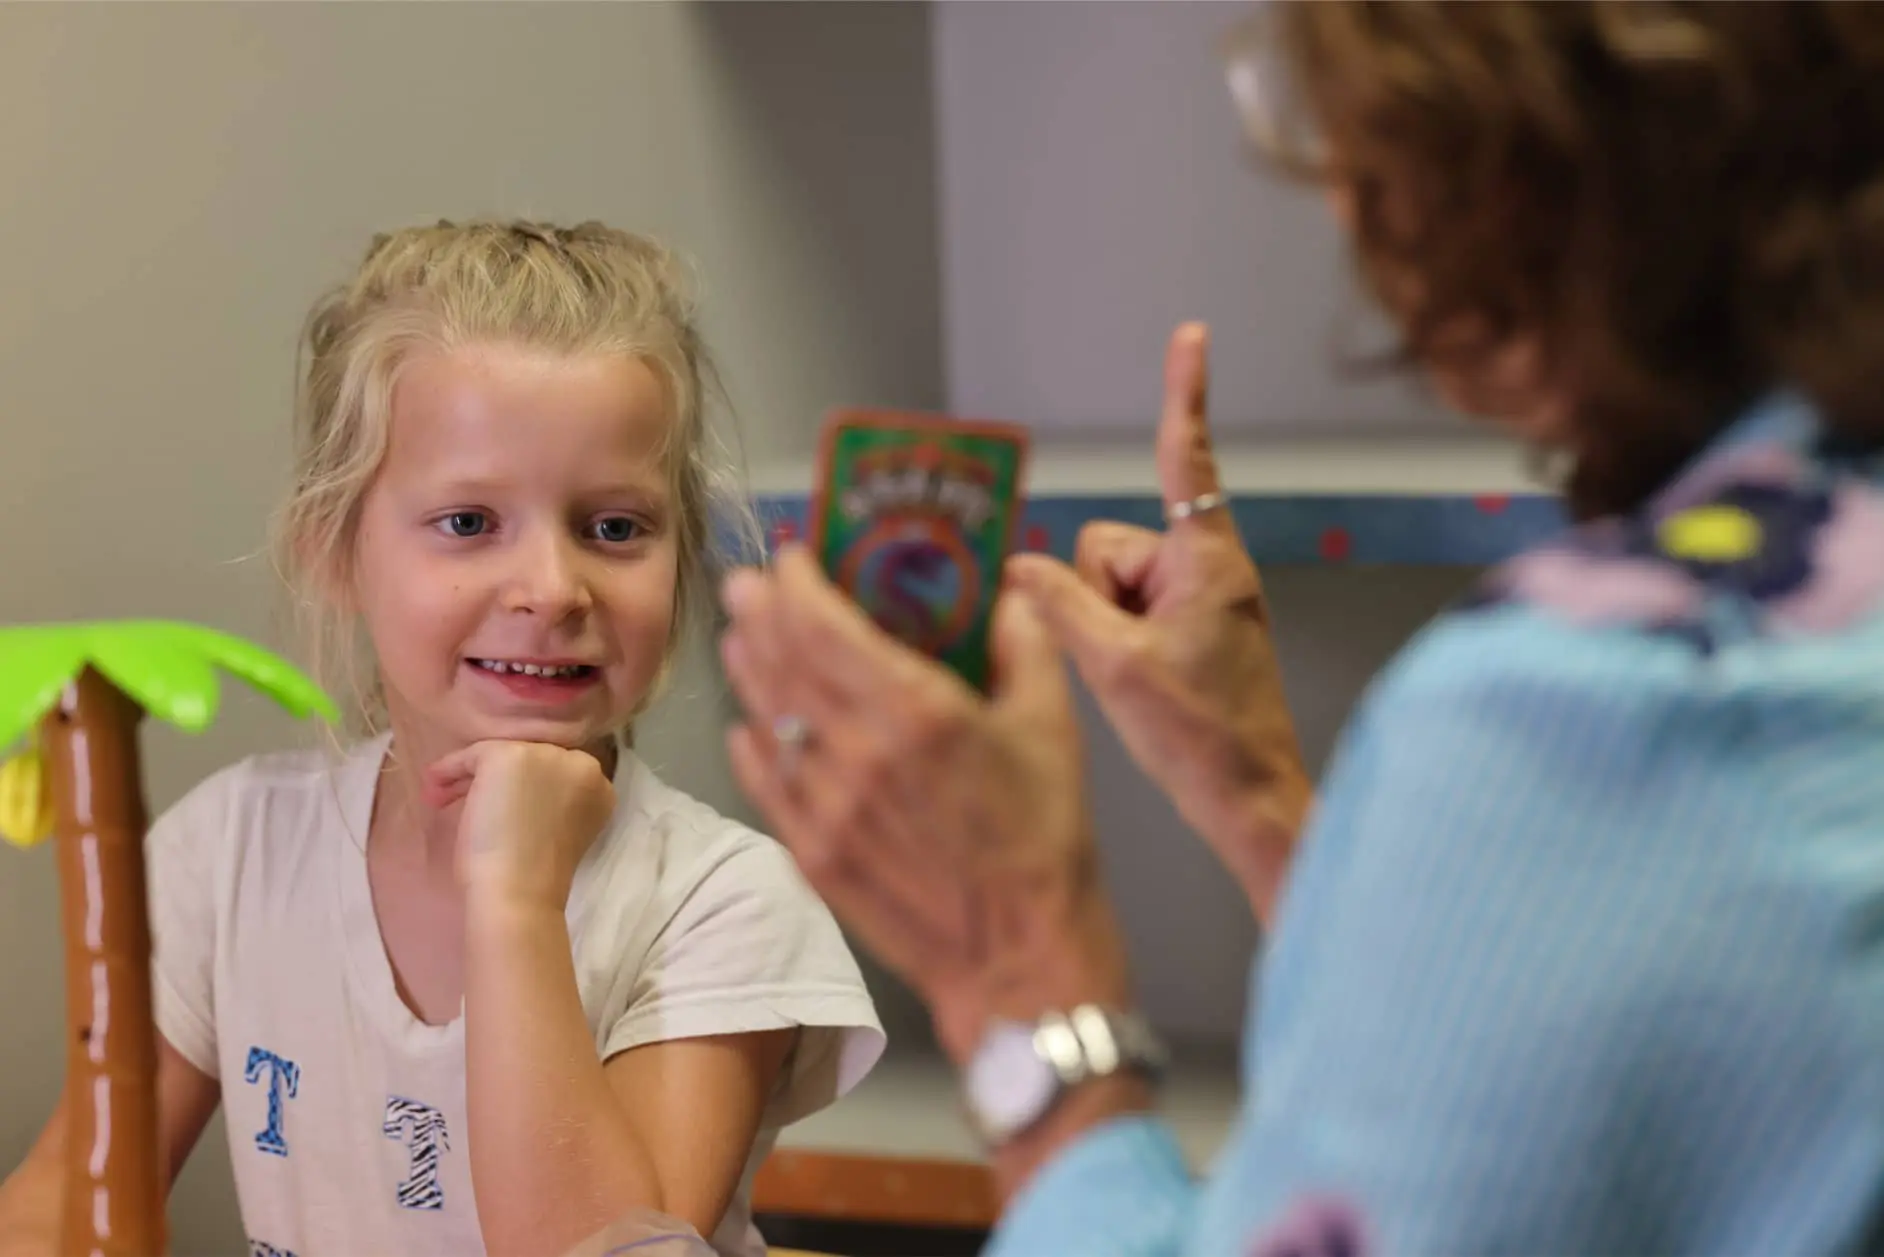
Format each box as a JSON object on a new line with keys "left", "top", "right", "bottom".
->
{"left": 0, "top": 219, "right": 884, "bottom": 1257}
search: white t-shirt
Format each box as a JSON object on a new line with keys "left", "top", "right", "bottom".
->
{"left": 146, "top": 733, "right": 884, "bottom": 1257}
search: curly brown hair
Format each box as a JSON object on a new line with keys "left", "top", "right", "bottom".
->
{"left": 1231, "top": 1, "right": 1884, "bottom": 519}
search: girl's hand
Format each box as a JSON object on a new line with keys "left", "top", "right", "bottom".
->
{"left": 719, "top": 552, "right": 1132, "bottom": 1063}
{"left": 424, "top": 740, "right": 617, "bottom": 911}
{"left": 1006, "top": 323, "right": 1311, "bottom": 923}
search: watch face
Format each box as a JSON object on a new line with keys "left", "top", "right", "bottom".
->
{"left": 964, "top": 1020, "right": 1058, "bottom": 1142}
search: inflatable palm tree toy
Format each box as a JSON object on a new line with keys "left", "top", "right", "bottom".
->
{"left": 0, "top": 620, "right": 335, "bottom": 1257}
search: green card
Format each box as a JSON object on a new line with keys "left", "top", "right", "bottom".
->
{"left": 809, "top": 410, "right": 1031, "bottom": 692}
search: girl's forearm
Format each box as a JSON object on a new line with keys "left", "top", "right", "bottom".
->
{"left": 462, "top": 895, "right": 662, "bottom": 1257}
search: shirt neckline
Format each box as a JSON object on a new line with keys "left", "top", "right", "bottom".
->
{"left": 331, "top": 731, "right": 647, "bottom": 1053}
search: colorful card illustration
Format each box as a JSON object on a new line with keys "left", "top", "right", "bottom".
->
{"left": 809, "top": 409, "right": 1031, "bottom": 692}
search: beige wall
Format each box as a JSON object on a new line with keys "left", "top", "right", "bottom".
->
{"left": 934, "top": 0, "right": 1466, "bottom": 440}
{"left": 0, "top": 3, "right": 941, "bottom": 1250}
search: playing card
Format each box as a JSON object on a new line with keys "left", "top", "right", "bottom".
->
{"left": 808, "top": 409, "right": 1030, "bottom": 692}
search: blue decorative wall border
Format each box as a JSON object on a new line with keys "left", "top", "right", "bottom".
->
{"left": 752, "top": 493, "right": 1566, "bottom": 567}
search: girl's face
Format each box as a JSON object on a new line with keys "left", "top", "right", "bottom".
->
{"left": 350, "top": 342, "right": 680, "bottom": 755}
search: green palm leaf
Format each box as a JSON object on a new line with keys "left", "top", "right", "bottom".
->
{"left": 0, "top": 620, "right": 337, "bottom": 746}
{"left": 0, "top": 626, "right": 89, "bottom": 751}
{"left": 149, "top": 623, "right": 338, "bottom": 725}
{"left": 86, "top": 624, "right": 224, "bottom": 733}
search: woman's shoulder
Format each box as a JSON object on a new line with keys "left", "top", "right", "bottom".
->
{"left": 1382, "top": 426, "right": 1884, "bottom": 722}
{"left": 1279, "top": 433, "right": 1884, "bottom": 1046}
{"left": 1324, "top": 449, "right": 1884, "bottom": 875}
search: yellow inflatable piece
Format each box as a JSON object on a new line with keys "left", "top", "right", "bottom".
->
{"left": 0, "top": 746, "right": 52, "bottom": 849}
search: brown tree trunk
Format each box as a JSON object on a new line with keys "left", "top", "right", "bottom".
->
{"left": 40, "top": 667, "right": 164, "bottom": 1257}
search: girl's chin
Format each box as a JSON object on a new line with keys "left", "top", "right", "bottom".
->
{"left": 469, "top": 720, "right": 621, "bottom": 748}
{"left": 420, "top": 708, "right": 624, "bottom": 753}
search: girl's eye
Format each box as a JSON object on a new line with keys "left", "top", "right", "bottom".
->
{"left": 442, "top": 511, "right": 488, "bottom": 538}
{"left": 590, "top": 516, "right": 642, "bottom": 544}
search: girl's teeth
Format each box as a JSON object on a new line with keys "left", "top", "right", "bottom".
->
{"left": 478, "top": 660, "right": 584, "bottom": 678}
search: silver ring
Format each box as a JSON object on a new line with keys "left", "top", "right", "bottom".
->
{"left": 1166, "top": 491, "right": 1228, "bottom": 522}
{"left": 773, "top": 713, "right": 812, "bottom": 778}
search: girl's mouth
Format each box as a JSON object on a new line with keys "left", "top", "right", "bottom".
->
{"left": 466, "top": 658, "right": 602, "bottom": 702}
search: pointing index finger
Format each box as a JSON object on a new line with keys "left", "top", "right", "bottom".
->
{"left": 1154, "top": 322, "right": 1231, "bottom": 534}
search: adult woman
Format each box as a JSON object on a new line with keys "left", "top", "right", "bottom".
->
{"left": 721, "top": 4, "right": 1884, "bottom": 1253}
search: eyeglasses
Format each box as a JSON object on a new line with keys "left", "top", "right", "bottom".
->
{"left": 1218, "top": 2, "right": 1329, "bottom": 172}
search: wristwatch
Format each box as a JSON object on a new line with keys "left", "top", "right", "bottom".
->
{"left": 961, "top": 1005, "right": 1169, "bottom": 1148}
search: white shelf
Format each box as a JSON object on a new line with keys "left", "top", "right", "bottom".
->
{"left": 748, "top": 434, "right": 1542, "bottom": 499}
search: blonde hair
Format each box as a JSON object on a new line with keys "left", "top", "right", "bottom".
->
{"left": 271, "top": 217, "right": 761, "bottom": 734}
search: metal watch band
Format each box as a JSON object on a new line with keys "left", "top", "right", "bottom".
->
{"left": 1032, "top": 1005, "right": 1169, "bottom": 1091}
{"left": 962, "top": 1004, "right": 1169, "bottom": 1149}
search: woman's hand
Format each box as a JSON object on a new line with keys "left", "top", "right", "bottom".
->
{"left": 1007, "top": 323, "right": 1311, "bottom": 923}
{"left": 718, "top": 551, "right": 1131, "bottom": 1063}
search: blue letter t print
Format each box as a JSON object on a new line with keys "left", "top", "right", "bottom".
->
{"left": 243, "top": 1047, "right": 301, "bottom": 1158}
